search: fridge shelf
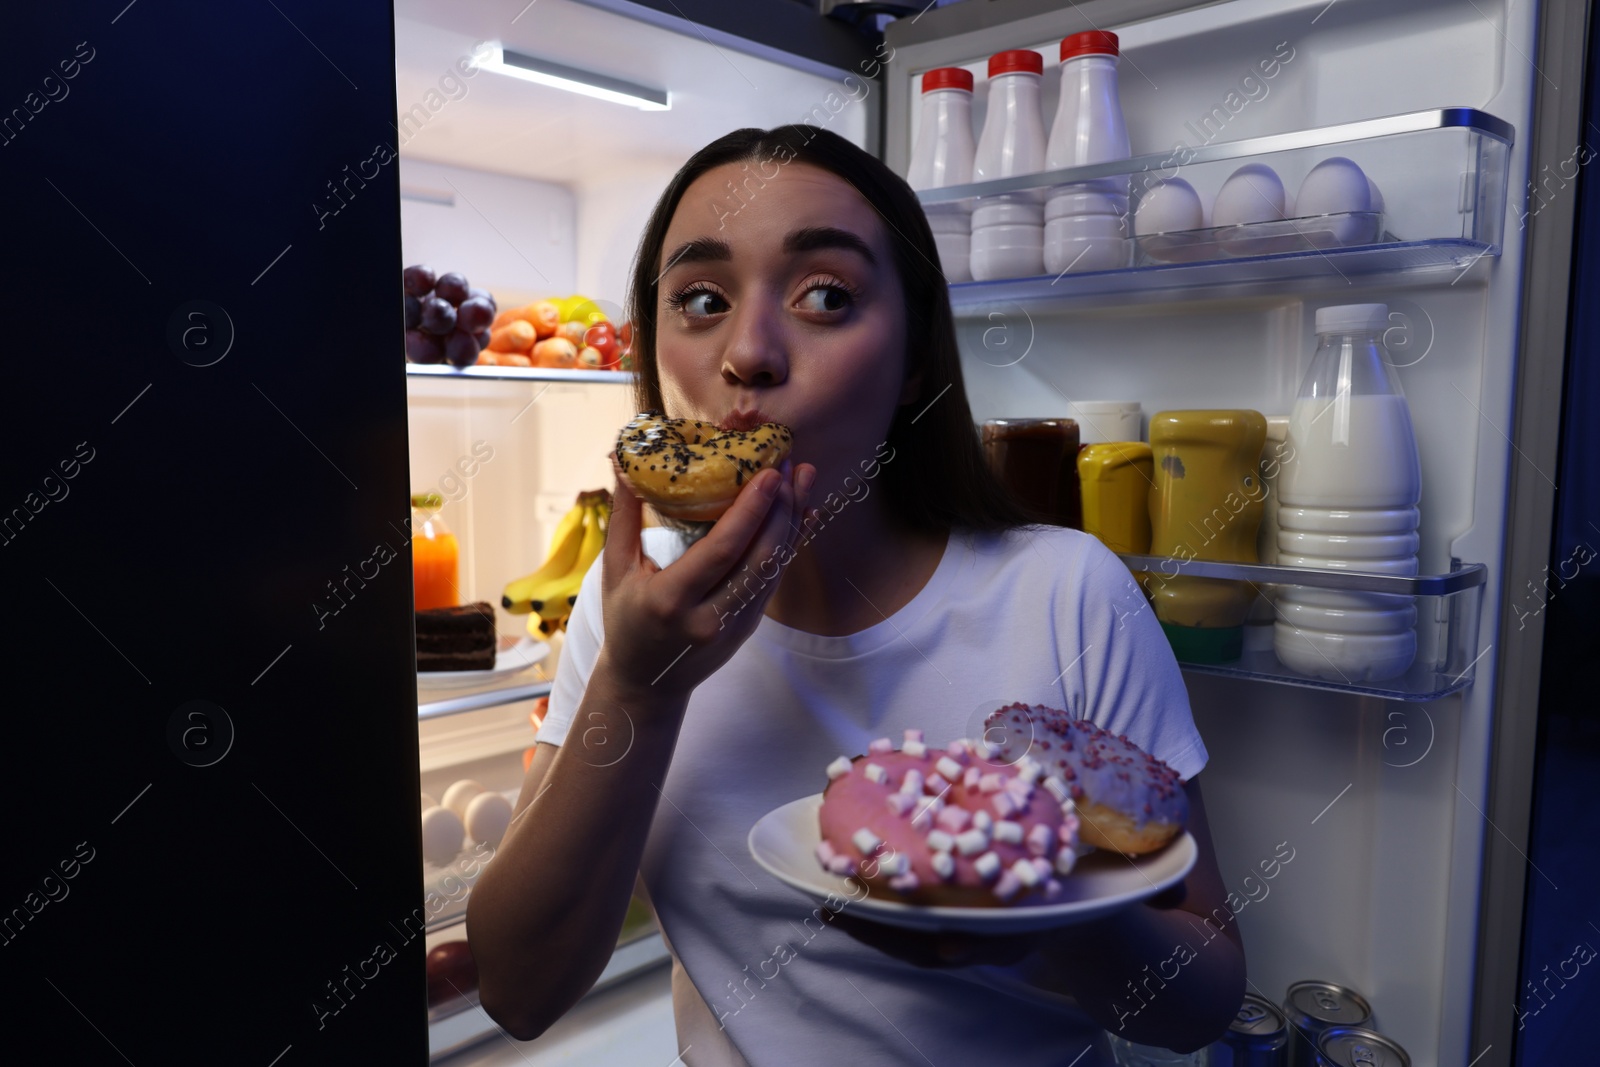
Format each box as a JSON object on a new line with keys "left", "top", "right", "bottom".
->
{"left": 406, "top": 364, "right": 636, "bottom": 384}
{"left": 427, "top": 924, "right": 669, "bottom": 1061}
{"left": 1115, "top": 555, "right": 1488, "bottom": 702}
{"left": 419, "top": 678, "right": 552, "bottom": 721}
{"left": 921, "top": 107, "right": 1513, "bottom": 309}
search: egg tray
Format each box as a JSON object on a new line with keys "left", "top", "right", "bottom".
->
{"left": 1133, "top": 211, "right": 1385, "bottom": 264}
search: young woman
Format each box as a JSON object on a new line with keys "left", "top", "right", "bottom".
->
{"left": 469, "top": 126, "right": 1245, "bottom": 1065}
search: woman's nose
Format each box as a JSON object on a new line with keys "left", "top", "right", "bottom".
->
{"left": 719, "top": 303, "right": 789, "bottom": 387}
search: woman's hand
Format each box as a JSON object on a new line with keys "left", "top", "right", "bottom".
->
{"left": 596, "top": 455, "right": 814, "bottom": 704}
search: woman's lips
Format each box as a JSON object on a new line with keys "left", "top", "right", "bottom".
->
{"left": 719, "top": 410, "right": 779, "bottom": 431}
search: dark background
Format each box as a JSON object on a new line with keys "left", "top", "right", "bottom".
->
{"left": 1, "top": 3, "right": 422, "bottom": 1062}
{"left": 1514, "top": 0, "right": 1600, "bottom": 1060}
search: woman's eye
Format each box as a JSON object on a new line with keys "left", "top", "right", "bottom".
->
{"left": 684, "top": 290, "right": 728, "bottom": 316}
{"left": 797, "top": 284, "right": 853, "bottom": 314}
{"left": 666, "top": 286, "right": 728, "bottom": 317}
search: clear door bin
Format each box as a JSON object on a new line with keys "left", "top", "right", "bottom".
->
{"left": 1116, "top": 554, "right": 1487, "bottom": 701}
{"left": 917, "top": 108, "right": 1513, "bottom": 310}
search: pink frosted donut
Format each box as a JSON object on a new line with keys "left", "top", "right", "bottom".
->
{"left": 983, "top": 703, "right": 1188, "bottom": 856}
{"left": 816, "top": 731, "right": 1081, "bottom": 907}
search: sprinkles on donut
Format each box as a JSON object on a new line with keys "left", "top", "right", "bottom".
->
{"left": 816, "top": 730, "right": 1082, "bottom": 907}
{"left": 615, "top": 411, "right": 794, "bottom": 522}
{"left": 983, "top": 703, "right": 1189, "bottom": 856}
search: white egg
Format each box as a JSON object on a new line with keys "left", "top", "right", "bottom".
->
{"left": 1134, "top": 178, "right": 1203, "bottom": 235}
{"left": 421, "top": 805, "right": 465, "bottom": 866}
{"left": 442, "top": 779, "right": 486, "bottom": 820}
{"left": 1294, "top": 157, "right": 1371, "bottom": 216}
{"left": 1294, "top": 158, "right": 1379, "bottom": 246}
{"left": 465, "top": 791, "right": 514, "bottom": 847}
{"left": 421, "top": 792, "right": 437, "bottom": 810}
{"left": 1212, "top": 164, "right": 1287, "bottom": 227}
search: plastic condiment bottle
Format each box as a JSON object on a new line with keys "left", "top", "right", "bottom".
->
{"left": 1146, "top": 410, "right": 1268, "bottom": 664}
{"left": 1274, "top": 304, "right": 1421, "bottom": 682}
{"left": 411, "top": 492, "right": 460, "bottom": 611}
{"left": 1079, "top": 442, "right": 1153, "bottom": 553}
{"left": 907, "top": 67, "right": 977, "bottom": 284}
{"left": 1044, "top": 30, "right": 1132, "bottom": 274}
{"left": 970, "top": 49, "right": 1047, "bottom": 281}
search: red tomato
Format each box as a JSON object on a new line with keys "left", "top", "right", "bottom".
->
{"left": 426, "top": 941, "right": 479, "bottom": 1007}
{"left": 583, "top": 322, "right": 619, "bottom": 367}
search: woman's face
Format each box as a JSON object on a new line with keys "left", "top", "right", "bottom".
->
{"left": 653, "top": 161, "right": 913, "bottom": 486}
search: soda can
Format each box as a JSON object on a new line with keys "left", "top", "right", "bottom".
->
{"left": 1283, "top": 981, "right": 1372, "bottom": 1067}
{"left": 1314, "top": 1026, "right": 1411, "bottom": 1067}
{"left": 1209, "top": 993, "right": 1289, "bottom": 1066}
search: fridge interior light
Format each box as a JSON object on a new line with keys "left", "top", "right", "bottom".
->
{"left": 471, "top": 41, "right": 670, "bottom": 111}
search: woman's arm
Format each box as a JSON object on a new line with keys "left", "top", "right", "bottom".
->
{"left": 468, "top": 460, "right": 812, "bottom": 1040}
{"left": 468, "top": 680, "right": 687, "bottom": 1040}
{"left": 1035, "top": 777, "right": 1245, "bottom": 1050}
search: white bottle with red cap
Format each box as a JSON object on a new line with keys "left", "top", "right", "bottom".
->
{"left": 970, "top": 49, "right": 1047, "bottom": 281}
{"left": 1044, "top": 30, "right": 1132, "bottom": 274}
{"left": 907, "top": 67, "right": 976, "bottom": 284}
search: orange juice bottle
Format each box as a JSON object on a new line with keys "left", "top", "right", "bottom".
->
{"left": 411, "top": 492, "right": 460, "bottom": 611}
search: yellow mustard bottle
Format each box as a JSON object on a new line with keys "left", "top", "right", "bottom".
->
{"left": 1078, "top": 443, "right": 1152, "bottom": 553}
{"left": 1146, "top": 410, "right": 1267, "bottom": 663}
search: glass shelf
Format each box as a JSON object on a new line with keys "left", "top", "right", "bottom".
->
{"left": 406, "top": 364, "right": 635, "bottom": 384}
{"left": 945, "top": 238, "right": 1496, "bottom": 310}
{"left": 922, "top": 107, "right": 1513, "bottom": 310}
{"left": 1115, "top": 554, "right": 1487, "bottom": 702}
{"left": 418, "top": 679, "right": 551, "bottom": 722}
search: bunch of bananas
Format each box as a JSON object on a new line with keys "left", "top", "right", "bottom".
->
{"left": 502, "top": 489, "right": 611, "bottom": 637}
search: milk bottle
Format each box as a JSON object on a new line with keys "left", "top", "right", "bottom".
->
{"left": 907, "top": 67, "right": 977, "bottom": 283}
{"left": 970, "top": 50, "right": 1047, "bottom": 281}
{"left": 1274, "top": 304, "right": 1422, "bottom": 682}
{"left": 1044, "top": 31, "right": 1131, "bottom": 274}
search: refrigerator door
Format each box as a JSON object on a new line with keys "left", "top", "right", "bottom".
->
{"left": 3, "top": 4, "right": 423, "bottom": 1063}
{"left": 882, "top": 1, "right": 1578, "bottom": 1064}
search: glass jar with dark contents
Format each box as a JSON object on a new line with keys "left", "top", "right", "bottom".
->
{"left": 981, "top": 417, "right": 1081, "bottom": 528}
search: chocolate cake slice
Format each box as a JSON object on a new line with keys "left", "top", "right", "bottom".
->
{"left": 416, "top": 602, "right": 497, "bottom": 671}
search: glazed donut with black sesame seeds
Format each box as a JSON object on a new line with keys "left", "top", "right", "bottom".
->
{"left": 614, "top": 411, "right": 793, "bottom": 522}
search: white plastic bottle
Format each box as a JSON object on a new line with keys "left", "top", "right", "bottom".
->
{"left": 1044, "top": 30, "right": 1132, "bottom": 274}
{"left": 970, "top": 49, "right": 1047, "bottom": 281}
{"left": 907, "top": 67, "right": 976, "bottom": 284}
{"left": 1274, "top": 304, "right": 1423, "bottom": 682}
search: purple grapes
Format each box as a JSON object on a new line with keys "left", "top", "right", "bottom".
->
{"left": 406, "top": 329, "right": 444, "bottom": 364}
{"left": 420, "top": 296, "right": 457, "bottom": 336}
{"left": 404, "top": 294, "right": 422, "bottom": 330}
{"left": 456, "top": 296, "right": 494, "bottom": 333}
{"left": 434, "top": 273, "right": 470, "bottom": 305}
{"left": 445, "top": 329, "right": 482, "bottom": 368}
{"left": 403, "top": 265, "right": 436, "bottom": 297}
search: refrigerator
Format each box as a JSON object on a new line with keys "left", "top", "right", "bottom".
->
{"left": 6, "top": 1, "right": 1578, "bottom": 1065}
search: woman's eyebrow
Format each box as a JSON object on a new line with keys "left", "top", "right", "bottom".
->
{"left": 784, "top": 226, "right": 877, "bottom": 265}
{"left": 660, "top": 236, "right": 731, "bottom": 273}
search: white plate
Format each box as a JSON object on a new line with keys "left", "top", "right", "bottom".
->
{"left": 416, "top": 637, "right": 549, "bottom": 691}
{"left": 747, "top": 794, "right": 1197, "bottom": 933}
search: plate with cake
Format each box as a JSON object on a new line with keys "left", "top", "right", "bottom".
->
{"left": 416, "top": 602, "right": 549, "bottom": 690}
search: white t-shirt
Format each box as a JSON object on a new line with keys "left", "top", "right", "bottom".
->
{"left": 539, "top": 524, "right": 1207, "bottom": 1067}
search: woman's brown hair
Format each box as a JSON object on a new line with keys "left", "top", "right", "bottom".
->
{"left": 626, "top": 125, "right": 1030, "bottom": 534}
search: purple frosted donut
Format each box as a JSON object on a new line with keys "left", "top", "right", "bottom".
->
{"left": 982, "top": 703, "right": 1188, "bottom": 855}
